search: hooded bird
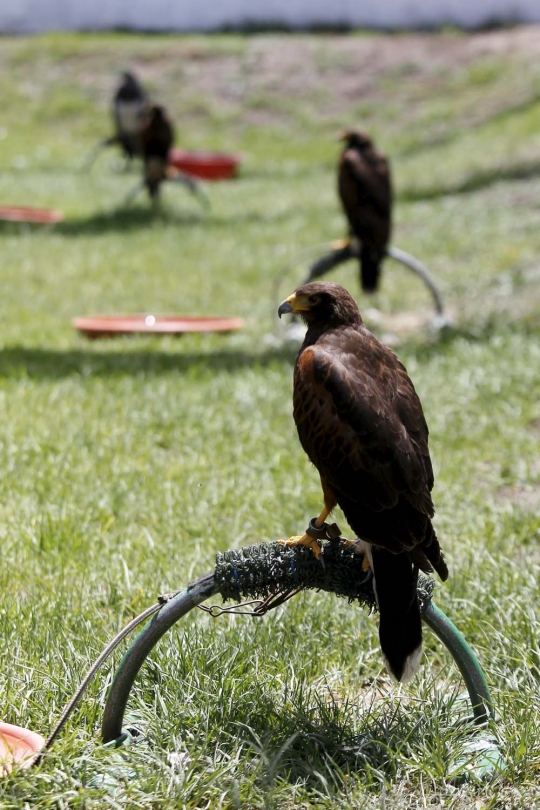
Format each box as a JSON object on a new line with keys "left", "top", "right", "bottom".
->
{"left": 140, "top": 104, "right": 174, "bottom": 201}
{"left": 278, "top": 282, "right": 448, "bottom": 683}
{"left": 338, "top": 130, "right": 392, "bottom": 293}
{"left": 112, "top": 71, "right": 148, "bottom": 161}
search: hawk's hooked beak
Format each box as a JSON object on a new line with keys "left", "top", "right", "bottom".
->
{"left": 278, "top": 293, "right": 310, "bottom": 319}
{"left": 278, "top": 298, "right": 293, "bottom": 318}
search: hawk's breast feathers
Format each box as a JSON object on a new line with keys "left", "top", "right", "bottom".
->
{"left": 293, "top": 325, "right": 434, "bottom": 548}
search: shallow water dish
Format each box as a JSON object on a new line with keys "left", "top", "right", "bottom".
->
{"left": 0, "top": 722, "right": 45, "bottom": 776}
{"left": 168, "top": 149, "right": 240, "bottom": 180}
{"left": 73, "top": 314, "right": 245, "bottom": 339}
{"left": 0, "top": 206, "right": 64, "bottom": 224}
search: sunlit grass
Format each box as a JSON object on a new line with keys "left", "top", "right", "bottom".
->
{"left": 0, "top": 29, "right": 540, "bottom": 808}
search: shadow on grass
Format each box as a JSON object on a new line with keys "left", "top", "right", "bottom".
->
{"left": 205, "top": 696, "right": 428, "bottom": 795}
{"left": 0, "top": 205, "right": 199, "bottom": 237}
{"left": 399, "top": 158, "right": 540, "bottom": 202}
{"left": 397, "top": 318, "right": 540, "bottom": 362}
{"left": 48, "top": 203, "right": 297, "bottom": 237}
{"left": 0, "top": 220, "right": 61, "bottom": 236}
{"left": 2, "top": 317, "right": 532, "bottom": 380}
{"left": 398, "top": 92, "right": 540, "bottom": 161}
{"left": 0, "top": 344, "right": 298, "bottom": 379}
{"left": 53, "top": 205, "right": 203, "bottom": 236}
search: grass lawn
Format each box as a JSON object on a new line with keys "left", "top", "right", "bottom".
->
{"left": 1, "top": 27, "right": 540, "bottom": 808}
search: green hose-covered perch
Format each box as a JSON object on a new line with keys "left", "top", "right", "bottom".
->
{"left": 99, "top": 534, "right": 503, "bottom": 782}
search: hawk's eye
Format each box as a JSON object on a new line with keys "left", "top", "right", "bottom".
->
{"left": 309, "top": 294, "right": 321, "bottom": 305}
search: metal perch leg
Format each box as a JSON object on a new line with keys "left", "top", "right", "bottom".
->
{"left": 422, "top": 601, "right": 504, "bottom": 782}
{"left": 422, "top": 601, "right": 492, "bottom": 725}
{"left": 386, "top": 246, "right": 445, "bottom": 317}
{"left": 122, "top": 180, "right": 145, "bottom": 207}
{"left": 81, "top": 137, "right": 119, "bottom": 171}
{"left": 167, "top": 170, "right": 211, "bottom": 210}
{"left": 302, "top": 242, "right": 355, "bottom": 283}
{"left": 101, "top": 577, "right": 218, "bottom": 745}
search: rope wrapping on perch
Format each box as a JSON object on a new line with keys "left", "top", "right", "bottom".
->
{"left": 212, "top": 538, "right": 435, "bottom": 611}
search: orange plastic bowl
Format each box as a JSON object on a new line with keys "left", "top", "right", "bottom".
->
{"left": 168, "top": 149, "right": 240, "bottom": 181}
{"left": 73, "top": 314, "right": 245, "bottom": 340}
{"left": 0, "top": 206, "right": 64, "bottom": 224}
{"left": 0, "top": 722, "right": 45, "bottom": 776}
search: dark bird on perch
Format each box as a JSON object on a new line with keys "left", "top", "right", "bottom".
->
{"left": 112, "top": 71, "right": 148, "bottom": 161}
{"left": 278, "top": 282, "right": 448, "bottom": 683}
{"left": 140, "top": 104, "right": 175, "bottom": 201}
{"left": 123, "top": 103, "right": 209, "bottom": 209}
{"left": 337, "top": 129, "right": 392, "bottom": 293}
{"left": 82, "top": 71, "right": 148, "bottom": 170}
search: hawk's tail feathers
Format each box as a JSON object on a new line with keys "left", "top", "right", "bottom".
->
{"left": 422, "top": 523, "right": 449, "bottom": 582}
{"left": 360, "top": 246, "right": 382, "bottom": 293}
{"left": 370, "top": 547, "right": 422, "bottom": 684}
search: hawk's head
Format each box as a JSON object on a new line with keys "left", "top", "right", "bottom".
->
{"left": 145, "top": 104, "right": 167, "bottom": 126}
{"left": 278, "top": 282, "right": 362, "bottom": 327}
{"left": 340, "top": 129, "right": 373, "bottom": 150}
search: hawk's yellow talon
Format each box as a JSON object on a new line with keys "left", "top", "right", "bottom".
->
{"left": 278, "top": 533, "right": 322, "bottom": 560}
{"left": 331, "top": 238, "right": 350, "bottom": 250}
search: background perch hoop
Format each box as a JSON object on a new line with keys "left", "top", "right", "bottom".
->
{"left": 304, "top": 242, "right": 445, "bottom": 317}
{"left": 272, "top": 241, "right": 446, "bottom": 328}
{"left": 386, "top": 246, "right": 445, "bottom": 317}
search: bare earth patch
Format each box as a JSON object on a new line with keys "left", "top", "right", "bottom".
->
{"left": 12, "top": 26, "right": 540, "bottom": 130}
{"left": 498, "top": 484, "right": 540, "bottom": 513}
{"left": 188, "top": 26, "right": 540, "bottom": 127}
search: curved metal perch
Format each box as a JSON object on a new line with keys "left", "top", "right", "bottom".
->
{"left": 81, "top": 136, "right": 133, "bottom": 172}
{"left": 100, "top": 577, "right": 491, "bottom": 742}
{"left": 100, "top": 535, "right": 502, "bottom": 781}
{"left": 101, "top": 578, "right": 218, "bottom": 745}
{"left": 303, "top": 241, "right": 446, "bottom": 317}
{"left": 80, "top": 138, "right": 115, "bottom": 172}
{"left": 386, "top": 246, "right": 445, "bottom": 317}
{"left": 122, "top": 171, "right": 210, "bottom": 210}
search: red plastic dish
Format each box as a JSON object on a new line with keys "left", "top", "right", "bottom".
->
{"left": 0, "top": 722, "right": 45, "bottom": 776}
{"left": 0, "top": 206, "right": 64, "bottom": 224}
{"left": 73, "top": 314, "right": 245, "bottom": 339}
{"left": 168, "top": 149, "right": 240, "bottom": 180}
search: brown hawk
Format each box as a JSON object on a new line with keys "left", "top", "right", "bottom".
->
{"left": 278, "top": 281, "right": 448, "bottom": 682}
{"left": 338, "top": 129, "right": 392, "bottom": 293}
{"left": 140, "top": 104, "right": 174, "bottom": 201}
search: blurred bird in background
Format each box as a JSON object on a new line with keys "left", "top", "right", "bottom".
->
{"left": 337, "top": 129, "right": 393, "bottom": 293}
{"left": 83, "top": 71, "right": 148, "bottom": 169}
{"left": 123, "top": 103, "right": 208, "bottom": 208}
{"left": 112, "top": 71, "right": 148, "bottom": 162}
{"left": 140, "top": 103, "right": 174, "bottom": 201}
{"left": 302, "top": 130, "right": 392, "bottom": 294}
{"left": 84, "top": 71, "right": 209, "bottom": 208}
